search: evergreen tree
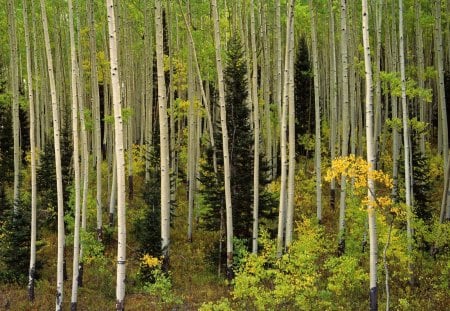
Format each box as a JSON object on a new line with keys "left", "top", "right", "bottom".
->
{"left": 199, "top": 36, "right": 276, "bottom": 245}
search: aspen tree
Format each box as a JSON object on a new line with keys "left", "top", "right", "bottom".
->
{"left": 211, "top": 0, "right": 234, "bottom": 277}
{"left": 23, "top": 0, "right": 37, "bottom": 300}
{"left": 67, "top": 0, "right": 82, "bottom": 308}
{"left": 362, "top": 0, "right": 378, "bottom": 308}
{"left": 276, "top": 0, "right": 294, "bottom": 257}
{"left": 155, "top": 0, "right": 171, "bottom": 271}
{"left": 415, "top": 0, "right": 426, "bottom": 155}
{"left": 40, "top": 0, "right": 65, "bottom": 308}
{"left": 273, "top": 0, "right": 282, "bottom": 179}
{"left": 88, "top": 0, "right": 103, "bottom": 241}
{"left": 250, "top": 0, "right": 260, "bottom": 254}
{"left": 338, "top": 0, "right": 350, "bottom": 253}
{"left": 285, "top": 5, "right": 296, "bottom": 248}
{"left": 7, "top": 0, "right": 20, "bottom": 213}
{"left": 434, "top": 0, "right": 450, "bottom": 220}
{"left": 309, "top": 0, "right": 322, "bottom": 222}
{"left": 328, "top": 0, "right": 338, "bottom": 211}
{"left": 105, "top": 0, "right": 127, "bottom": 308}
{"left": 187, "top": 37, "right": 196, "bottom": 242}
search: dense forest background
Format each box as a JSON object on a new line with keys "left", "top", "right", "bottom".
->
{"left": 0, "top": 0, "right": 450, "bottom": 310}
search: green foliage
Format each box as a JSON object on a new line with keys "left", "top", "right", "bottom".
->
{"left": 199, "top": 35, "right": 276, "bottom": 250}
{"left": 0, "top": 197, "right": 37, "bottom": 284}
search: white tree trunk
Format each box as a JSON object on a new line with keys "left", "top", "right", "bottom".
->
{"left": 285, "top": 5, "right": 296, "bottom": 248}
{"left": 106, "top": 0, "right": 127, "bottom": 308}
{"left": 211, "top": 0, "right": 234, "bottom": 277}
{"left": 7, "top": 0, "right": 20, "bottom": 213}
{"left": 250, "top": 0, "right": 260, "bottom": 254}
{"left": 40, "top": 1, "right": 65, "bottom": 309}
{"left": 23, "top": 0, "right": 36, "bottom": 300}
{"left": 276, "top": 0, "right": 294, "bottom": 257}
{"left": 68, "top": 1, "right": 81, "bottom": 309}
{"left": 309, "top": 0, "right": 322, "bottom": 223}
{"left": 155, "top": 0, "right": 171, "bottom": 271}
{"left": 362, "top": 1, "right": 378, "bottom": 309}
{"left": 338, "top": 0, "right": 350, "bottom": 253}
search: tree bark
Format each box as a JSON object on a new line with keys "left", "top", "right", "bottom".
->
{"left": 362, "top": 1, "right": 378, "bottom": 309}
{"left": 23, "top": 0, "right": 36, "bottom": 300}
{"left": 105, "top": 0, "right": 127, "bottom": 308}
{"left": 211, "top": 0, "right": 234, "bottom": 278}
{"left": 40, "top": 0, "right": 65, "bottom": 308}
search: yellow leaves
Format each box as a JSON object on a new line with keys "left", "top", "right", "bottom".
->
{"left": 141, "top": 254, "right": 161, "bottom": 268}
{"left": 325, "top": 155, "right": 393, "bottom": 209}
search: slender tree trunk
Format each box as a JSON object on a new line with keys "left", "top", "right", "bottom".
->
{"left": 328, "top": 0, "right": 338, "bottom": 211}
{"left": 435, "top": 0, "right": 450, "bottom": 220}
{"left": 88, "top": 0, "right": 103, "bottom": 242}
{"left": 276, "top": 0, "right": 294, "bottom": 257}
{"left": 362, "top": 1, "right": 378, "bottom": 309}
{"left": 415, "top": 0, "right": 426, "bottom": 155}
{"left": 309, "top": 0, "right": 322, "bottom": 223}
{"left": 23, "top": 0, "right": 37, "bottom": 300}
{"left": 250, "top": 0, "right": 260, "bottom": 254}
{"left": 285, "top": 5, "right": 296, "bottom": 248}
{"left": 155, "top": 0, "right": 171, "bottom": 272}
{"left": 338, "top": 0, "right": 350, "bottom": 254}
{"left": 187, "top": 36, "right": 196, "bottom": 242}
{"left": 40, "top": 0, "right": 65, "bottom": 308}
{"left": 67, "top": 1, "right": 81, "bottom": 309}
{"left": 106, "top": 0, "right": 127, "bottom": 308}
{"left": 211, "top": 0, "right": 234, "bottom": 278}
{"left": 399, "top": 0, "right": 414, "bottom": 286}
{"left": 7, "top": 0, "right": 20, "bottom": 213}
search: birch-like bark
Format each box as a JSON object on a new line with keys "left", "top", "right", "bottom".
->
{"left": 40, "top": 0, "right": 65, "bottom": 308}
{"left": 187, "top": 37, "right": 196, "bottom": 242}
{"left": 309, "top": 0, "right": 322, "bottom": 223}
{"left": 285, "top": 5, "right": 296, "bottom": 247}
{"left": 362, "top": 1, "right": 378, "bottom": 309}
{"left": 276, "top": 0, "right": 294, "bottom": 257}
{"left": 339, "top": 0, "right": 350, "bottom": 253}
{"left": 106, "top": 0, "right": 127, "bottom": 308}
{"left": 23, "top": 0, "right": 36, "bottom": 300}
{"left": 7, "top": 0, "right": 20, "bottom": 213}
{"left": 88, "top": 0, "right": 103, "bottom": 242}
{"left": 399, "top": 0, "right": 414, "bottom": 285}
{"left": 328, "top": 0, "right": 338, "bottom": 211}
{"left": 435, "top": 0, "right": 450, "bottom": 220}
{"left": 415, "top": 0, "right": 426, "bottom": 155}
{"left": 177, "top": 0, "right": 217, "bottom": 173}
{"left": 67, "top": 1, "right": 81, "bottom": 308}
{"left": 211, "top": 0, "right": 234, "bottom": 278}
{"left": 250, "top": 0, "right": 260, "bottom": 254}
{"left": 155, "top": 0, "right": 171, "bottom": 272}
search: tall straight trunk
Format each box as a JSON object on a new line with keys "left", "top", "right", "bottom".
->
{"left": 106, "top": 0, "right": 127, "bottom": 308}
{"left": 40, "top": 0, "right": 65, "bottom": 308}
{"left": 155, "top": 0, "right": 171, "bottom": 272}
{"left": 362, "top": 1, "right": 378, "bottom": 309}
{"left": 23, "top": 0, "right": 37, "bottom": 300}
{"left": 76, "top": 53, "right": 89, "bottom": 287}
{"left": 7, "top": 0, "right": 20, "bottom": 212}
{"left": 435, "top": 0, "right": 450, "bottom": 220}
{"left": 276, "top": 0, "right": 294, "bottom": 257}
{"left": 273, "top": 0, "right": 282, "bottom": 179}
{"left": 328, "top": 0, "right": 338, "bottom": 211}
{"left": 415, "top": 0, "right": 426, "bottom": 155}
{"left": 67, "top": 1, "right": 81, "bottom": 309}
{"left": 338, "top": 0, "right": 350, "bottom": 253}
{"left": 373, "top": 0, "right": 383, "bottom": 164}
{"left": 144, "top": 0, "right": 154, "bottom": 183}
{"left": 250, "top": 0, "right": 260, "bottom": 254}
{"left": 285, "top": 14, "right": 295, "bottom": 247}
{"left": 309, "top": 0, "right": 322, "bottom": 223}
{"left": 187, "top": 36, "right": 196, "bottom": 242}
{"left": 177, "top": 0, "right": 217, "bottom": 173}
{"left": 211, "top": 0, "right": 234, "bottom": 278}
{"left": 399, "top": 0, "right": 414, "bottom": 285}
{"left": 88, "top": 0, "right": 103, "bottom": 241}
